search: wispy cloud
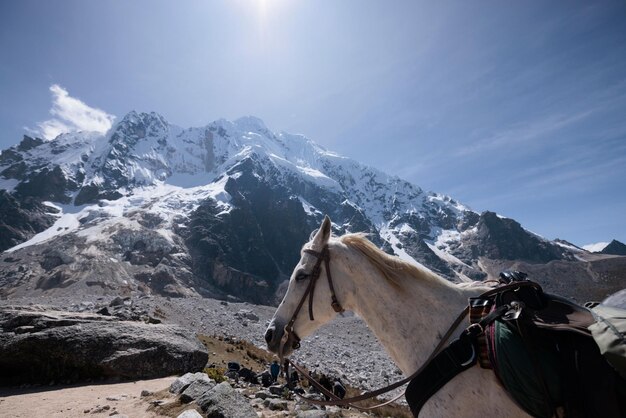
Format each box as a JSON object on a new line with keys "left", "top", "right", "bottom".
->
{"left": 459, "top": 151, "right": 626, "bottom": 211}
{"left": 30, "top": 84, "right": 115, "bottom": 140}
{"left": 454, "top": 110, "right": 594, "bottom": 158}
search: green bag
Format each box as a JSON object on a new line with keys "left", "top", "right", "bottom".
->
{"left": 590, "top": 305, "right": 626, "bottom": 380}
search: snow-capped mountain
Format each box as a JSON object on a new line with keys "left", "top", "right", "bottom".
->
{"left": 0, "top": 112, "right": 623, "bottom": 304}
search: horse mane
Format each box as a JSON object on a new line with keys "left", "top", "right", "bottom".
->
{"left": 338, "top": 233, "right": 440, "bottom": 287}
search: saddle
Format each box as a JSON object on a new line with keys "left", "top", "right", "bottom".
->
{"left": 406, "top": 273, "right": 626, "bottom": 417}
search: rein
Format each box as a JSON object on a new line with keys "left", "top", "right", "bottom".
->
{"left": 280, "top": 244, "right": 472, "bottom": 411}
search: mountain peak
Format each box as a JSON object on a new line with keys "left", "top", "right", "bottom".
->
{"left": 17, "top": 135, "right": 45, "bottom": 151}
{"left": 118, "top": 111, "right": 168, "bottom": 129}
{"left": 111, "top": 111, "right": 169, "bottom": 143}
{"left": 234, "top": 116, "right": 268, "bottom": 133}
{"left": 600, "top": 239, "right": 626, "bottom": 256}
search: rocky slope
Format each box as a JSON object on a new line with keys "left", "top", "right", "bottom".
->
{"left": 2, "top": 111, "right": 620, "bottom": 305}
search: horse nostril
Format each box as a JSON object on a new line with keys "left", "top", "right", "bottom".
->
{"left": 264, "top": 327, "right": 274, "bottom": 344}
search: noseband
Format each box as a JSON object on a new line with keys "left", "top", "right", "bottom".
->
{"left": 281, "top": 245, "right": 344, "bottom": 352}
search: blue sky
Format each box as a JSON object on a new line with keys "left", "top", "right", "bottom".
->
{"left": 1, "top": 0, "right": 625, "bottom": 247}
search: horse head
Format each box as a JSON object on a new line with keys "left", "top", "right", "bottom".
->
{"left": 264, "top": 215, "right": 348, "bottom": 359}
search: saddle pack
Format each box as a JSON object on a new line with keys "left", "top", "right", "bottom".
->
{"left": 406, "top": 273, "right": 626, "bottom": 417}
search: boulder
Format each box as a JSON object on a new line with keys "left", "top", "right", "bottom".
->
{"left": 180, "top": 377, "right": 216, "bottom": 403}
{"left": 196, "top": 382, "right": 257, "bottom": 418}
{"left": 0, "top": 306, "right": 208, "bottom": 385}
{"left": 170, "top": 372, "right": 209, "bottom": 394}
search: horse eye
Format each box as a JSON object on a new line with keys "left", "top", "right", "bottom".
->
{"left": 295, "top": 271, "right": 310, "bottom": 282}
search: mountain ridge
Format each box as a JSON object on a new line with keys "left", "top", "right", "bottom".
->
{"left": 0, "top": 111, "right": 623, "bottom": 304}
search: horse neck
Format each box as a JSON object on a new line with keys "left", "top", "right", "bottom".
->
{"left": 339, "top": 253, "right": 478, "bottom": 375}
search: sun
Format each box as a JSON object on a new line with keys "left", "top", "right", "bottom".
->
{"left": 257, "top": 0, "right": 272, "bottom": 21}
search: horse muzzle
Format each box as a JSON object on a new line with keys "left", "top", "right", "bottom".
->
{"left": 264, "top": 322, "right": 301, "bottom": 357}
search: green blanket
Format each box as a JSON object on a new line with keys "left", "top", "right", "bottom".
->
{"left": 493, "top": 321, "right": 561, "bottom": 418}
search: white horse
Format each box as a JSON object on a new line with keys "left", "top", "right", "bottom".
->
{"left": 265, "top": 216, "right": 530, "bottom": 417}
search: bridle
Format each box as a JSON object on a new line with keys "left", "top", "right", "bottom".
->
{"left": 277, "top": 243, "right": 472, "bottom": 411}
{"left": 279, "top": 245, "right": 343, "bottom": 353}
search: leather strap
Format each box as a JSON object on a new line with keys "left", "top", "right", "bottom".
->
{"left": 405, "top": 333, "right": 477, "bottom": 416}
{"left": 404, "top": 303, "right": 511, "bottom": 416}
{"left": 303, "top": 247, "right": 344, "bottom": 316}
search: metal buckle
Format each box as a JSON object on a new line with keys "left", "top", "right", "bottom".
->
{"left": 466, "top": 323, "right": 484, "bottom": 337}
{"left": 460, "top": 344, "right": 476, "bottom": 367}
{"left": 502, "top": 301, "right": 524, "bottom": 321}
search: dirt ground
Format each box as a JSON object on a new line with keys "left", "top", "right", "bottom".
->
{"left": 0, "top": 376, "right": 181, "bottom": 418}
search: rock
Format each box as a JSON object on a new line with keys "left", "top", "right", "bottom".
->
{"left": 254, "top": 390, "right": 270, "bottom": 399}
{"left": 249, "top": 398, "right": 264, "bottom": 408}
{"left": 170, "top": 372, "right": 209, "bottom": 394}
{"left": 268, "top": 385, "right": 284, "bottom": 396}
{"left": 105, "top": 394, "right": 128, "bottom": 401}
{"left": 14, "top": 325, "right": 36, "bottom": 334}
{"left": 295, "top": 410, "right": 328, "bottom": 418}
{"left": 177, "top": 410, "right": 204, "bottom": 418}
{"left": 180, "top": 377, "right": 216, "bottom": 403}
{"left": 197, "top": 382, "right": 257, "bottom": 418}
{"left": 235, "top": 309, "right": 259, "bottom": 322}
{"left": 90, "top": 405, "right": 111, "bottom": 413}
{"left": 97, "top": 307, "right": 111, "bottom": 316}
{"left": 140, "top": 390, "right": 154, "bottom": 397}
{"left": 40, "top": 249, "right": 75, "bottom": 271}
{"left": 266, "top": 399, "right": 288, "bottom": 411}
{"left": 0, "top": 306, "right": 208, "bottom": 385}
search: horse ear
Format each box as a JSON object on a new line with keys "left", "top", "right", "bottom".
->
{"left": 311, "top": 215, "right": 332, "bottom": 245}
{"left": 319, "top": 215, "right": 331, "bottom": 243}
